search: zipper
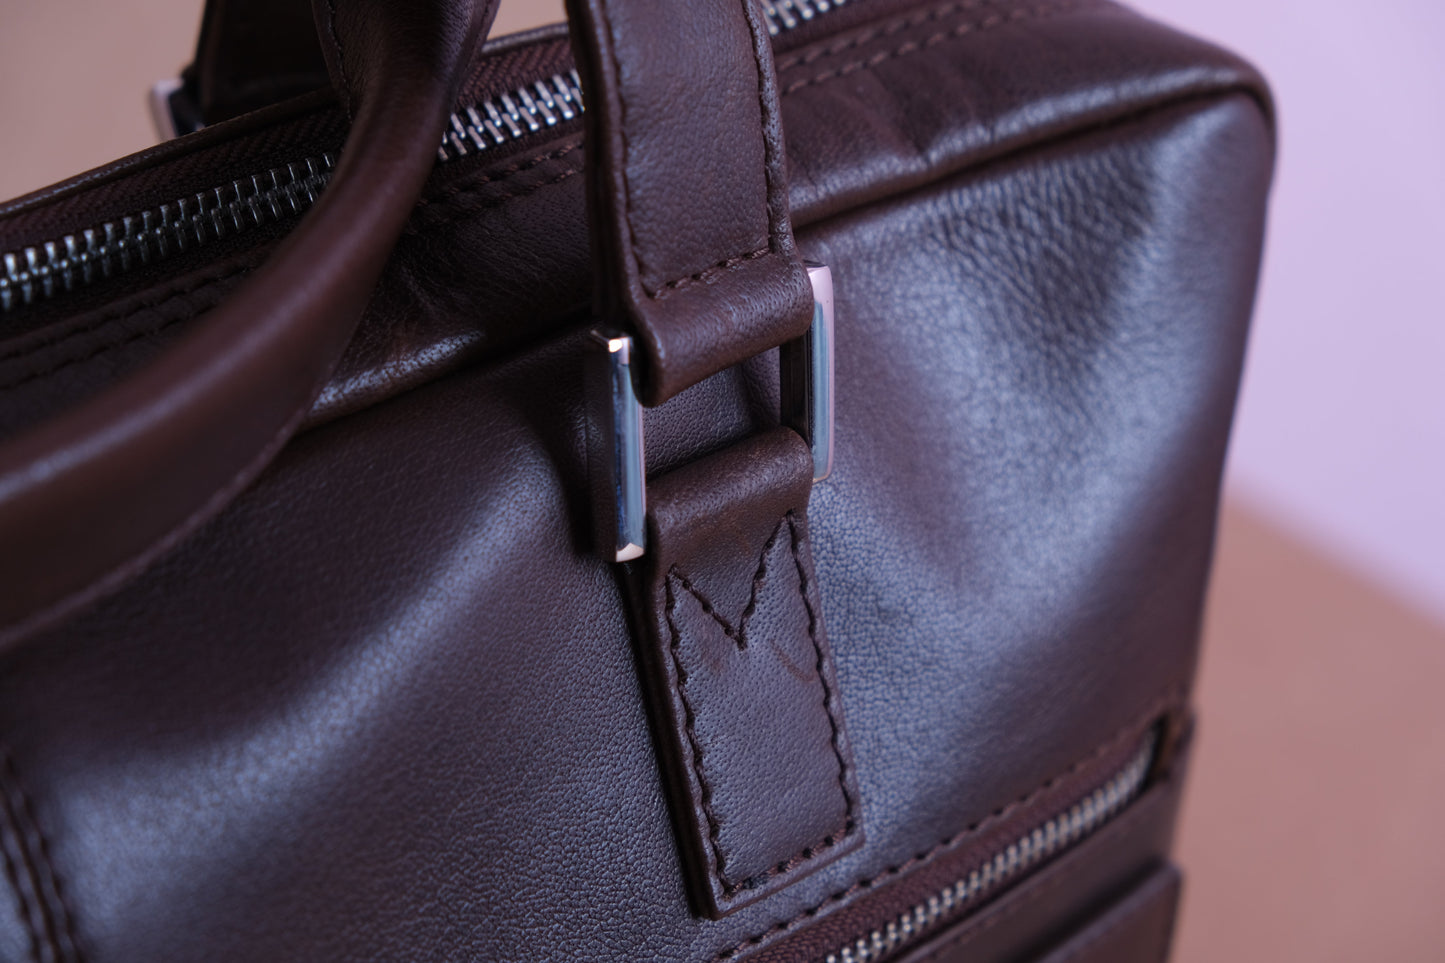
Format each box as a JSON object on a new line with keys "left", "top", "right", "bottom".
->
{"left": 436, "top": 0, "right": 859, "bottom": 159}
{"left": 425, "top": 0, "right": 859, "bottom": 161}
{"left": 1, "top": 156, "right": 335, "bottom": 313}
{"left": 761, "top": 0, "right": 854, "bottom": 35}
{"left": 0, "top": 1, "right": 852, "bottom": 316}
{"left": 436, "top": 69, "right": 585, "bottom": 163}
{"left": 823, "top": 733, "right": 1156, "bottom": 963}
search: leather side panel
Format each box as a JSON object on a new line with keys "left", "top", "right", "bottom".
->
{"left": 1030, "top": 866, "right": 1181, "bottom": 963}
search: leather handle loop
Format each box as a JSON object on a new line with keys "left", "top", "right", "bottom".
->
{"left": 185, "top": 0, "right": 331, "bottom": 125}
{"left": 565, "top": 0, "right": 814, "bottom": 405}
{"left": 0, "top": 0, "right": 500, "bottom": 647}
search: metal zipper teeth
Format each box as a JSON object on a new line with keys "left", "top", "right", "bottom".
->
{"left": 823, "top": 735, "right": 1156, "bottom": 963}
{"left": 0, "top": 62, "right": 581, "bottom": 313}
{"left": 434, "top": 1, "right": 855, "bottom": 160}
{"left": 761, "top": 0, "right": 854, "bottom": 35}
{"left": 436, "top": 69, "right": 585, "bottom": 163}
{"left": 1, "top": 0, "right": 854, "bottom": 314}
{"left": 0, "top": 155, "right": 336, "bottom": 313}
{"left": 430, "top": 0, "right": 853, "bottom": 162}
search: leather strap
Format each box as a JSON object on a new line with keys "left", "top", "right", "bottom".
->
{"left": 570, "top": 0, "right": 852, "bottom": 912}
{"left": 567, "top": 0, "right": 815, "bottom": 405}
{"left": 0, "top": 0, "right": 499, "bottom": 648}
{"left": 184, "top": 0, "right": 330, "bottom": 125}
{"left": 637, "top": 428, "right": 863, "bottom": 918}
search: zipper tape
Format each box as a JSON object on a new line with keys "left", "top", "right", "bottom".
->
{"left": 1, "top": 2, "right": 848, "bottom": 316}
{"left": 824, "top": 733, "right": 1156, "bottom": 963}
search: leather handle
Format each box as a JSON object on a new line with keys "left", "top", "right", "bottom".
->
{"left": 0, "top": 0, "right": 807, "bottom": 647}
{"left": 0, "top": 0, "right": 500, "bottom": 647}
{"left": 185, "top": 0, "right": 813, "bottom": 405}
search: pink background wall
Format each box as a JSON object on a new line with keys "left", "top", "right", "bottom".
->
{"left": 1134, "top": 0, "right": 1445, "bottom": 620}
{"left": 2, "top": 1, "right": 1443, "bottom": 960}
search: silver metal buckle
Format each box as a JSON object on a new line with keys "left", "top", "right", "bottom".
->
{"left": 590, "top": 263, "right": 835, "bottom": 563}
{"left": 148, "top": 78, "right": 205, "bottom": 141}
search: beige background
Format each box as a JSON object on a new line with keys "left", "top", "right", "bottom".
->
{"left": 3, "top": 1, "right": 1442, "bottom": 960}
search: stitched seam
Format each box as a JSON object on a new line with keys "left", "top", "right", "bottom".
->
{"left": 406, "top": 165, "right": 583, "bottom": 234}
{"left": 0, "top": 263, "right": 254, "bottom": 364}
{"left": 0, "top": 0, "right": 1183, "bottom": 935}
{"left": 711, "top": 685, "right": 1182, "bottom": 961}
{"left": 418, "top": 143, "right": 581, "bottom": 206}
{"left": 775, "top": 0, "right": 997, "bottom": 70}
{"left": 0, "top": 264, "right": 252, "bottom": 373}
{"left": 742, "top": 515, "right": 786, "bottom": 634}
{"left": 782, "top": 0, "right": 1087, "bottom": 95}
{"left": 0, "top": 744, "right": 82, "bottom": 963}
{"left": 322, "top": 0, "right": 353, "bottom": 118}
{"left": 0, "top": 147, "right": 576, "bottom": 383}
{"left": 788, "top": 513, "right": 858, "bottom": 852}
{"left": 651, "top": 248, "right": 770, "bottom": 300}
{"left": 742, "top": 0, "right": 786, "bottom": 261}
{"left": 598, "top": 0, "right": 654, "bottom": 296}
{"left": 0, "top": 769, "right": 47, "bottom": 963}
{"left": 664, "top": 576, "right": 735, "bottom": 891}
{"left": 666, "top": 512, "right": 856, "bottom": 897}
{"left": 0, "top": 147, "right": 584, "bottom": 379}
{"left": 620, "top": 0, "right": 780, "bottom": 297}
{"left": 669, "top": 516, "right": 790, "bottom": 646}
{"left": 670, "top": 573, "right": 742, "bottom": 644}
{"left": 722, "top": 512, "right": 856, "bottom": 892}
{"left": 0, "top": 266, "right": 250, "bottom": 393}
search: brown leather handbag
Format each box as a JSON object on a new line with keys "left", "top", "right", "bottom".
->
{"left": 0, "top": 0, "right": 1272, "bottom": 960}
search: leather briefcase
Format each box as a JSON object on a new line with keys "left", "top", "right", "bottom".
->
{"left": 0, "top": 0, "right": 1273, "bottom": 960}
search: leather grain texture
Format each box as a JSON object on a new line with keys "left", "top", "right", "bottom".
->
{"left": 0, "top": 1, "right": 1274, "bottom": 960}
{"left": 638, "top": 428, "right": 863, "bottom": 917}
